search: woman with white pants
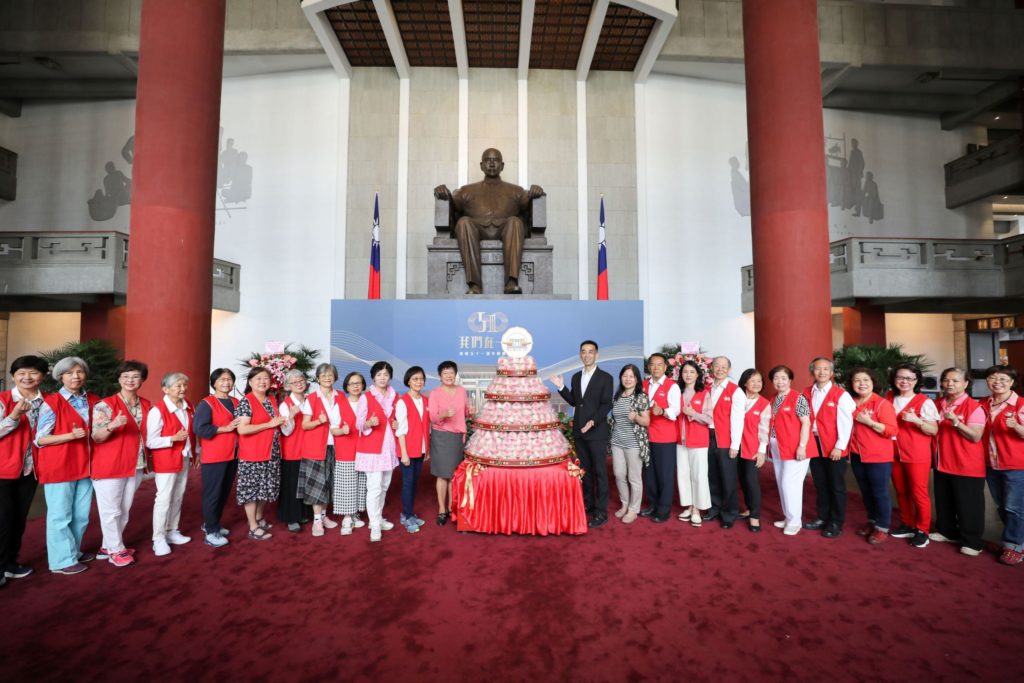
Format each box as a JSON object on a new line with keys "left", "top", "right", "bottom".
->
{"left": 146, "top": 372, "right": 196, "bottom": 557}
{"left": 90, "top": 360, "right": 151, "bottom": 567}
{"left": 676, "top": 360, "right": 714, "bottom": 527}
{"left": 767, "top": 365, "right": 812, "bottom": 536}
{"left": 355, "top": 361, "right": 399, "bottom": 543}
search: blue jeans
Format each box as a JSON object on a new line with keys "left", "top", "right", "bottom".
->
{"left": 400, "top": 457, "right": 424, "bottom": 518}
{"left": 986, "top": 468, "right": 1024, "bottom": 552}
{"left": 850, "top": 454, "right": 892, "bottom": 531}
{"left": 44, "top": 478, "right": 94, "bottom": 570}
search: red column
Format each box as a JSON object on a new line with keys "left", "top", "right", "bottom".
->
{"left": 125, "top": 0, "right": 225, "bottom": 403}
{"left": 842, "top": 301, "right": 886, "bottom": 347}
{"left": 743, "top": 0, "right": 833, "bottom": 378}
{"left": 80, "top": 296, "right": 126, "bottom": 353}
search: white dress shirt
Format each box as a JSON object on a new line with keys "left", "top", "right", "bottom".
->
{"left": 580, "top": 365, "right": 597, "bottom": 397}
{"left": 810, "top": 382, "right": 855, "bottom": 451}
{"left": 299, "top": 390, "right": 339, "bottom": 445}
{"left": 647, "top": 376, "right": 681, "bottom": 421}
{"left": 146, "top": 395, "right": 194, "bottom": 459}
{"left": 709, "top": 378, "right": 746, "bottom": 448}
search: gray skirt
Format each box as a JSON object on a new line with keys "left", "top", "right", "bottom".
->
{"left": 429, "top": 429, "right": 465, "bottom": 479}
{"left": 296, "top": 447, "right": 335, "bottom": 506}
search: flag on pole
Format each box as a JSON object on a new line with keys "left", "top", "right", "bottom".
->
{"left": 596, "top": 196, "right": 609, "bottom": 300}
{"left": 368, "top": 192, "right": 381, "bottom": 300}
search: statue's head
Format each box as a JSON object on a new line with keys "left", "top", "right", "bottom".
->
{"left": 480, "top": 148, "right": 504, "bottom": 179}
{"left": 105, "top": 161, "right": 115, "bottom": 173}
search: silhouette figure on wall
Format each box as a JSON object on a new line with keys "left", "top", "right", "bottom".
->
{"left": 823, "top": 134, "right": 885, "bottom": 224}
{"left": 217, "top": 137, "right": 252, "bottom": 205}
{"left": 861, "top": 171, "right": 884, "bottom": 224}
{"left": 729, "top": 156, "right": 750, "bottom": 217}
{"left": 847, "top": 138, "right": 865, "bottom": 215}
{"left": 88, "top": 159, "right": 132, "bottom": 222}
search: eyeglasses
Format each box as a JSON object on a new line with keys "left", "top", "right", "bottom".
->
{"left": 894, "top": 375, "right": 917, "bottom": 382}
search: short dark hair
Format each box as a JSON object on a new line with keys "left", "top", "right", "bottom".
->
{"left": 116, "top": 360, "right": 149, "bottom": 381}
{"left": 210, "top": 367, "right": 236, "bottom": 389}
{"left": 342, "top": 372, "right": 365, "bottom": 392}
{"left": 437, "top": 360, "right": 458, "bottom": 375}
{"left": 679, "top": 359, "right": 705, "bottom": 391}
{"left": 647, "top": 353, "right": 668, "bottom": 366}
{"left": 985, "top": 364, "right": 1018, "bottom": 385}
{"left": 846, "top": 366, "right": 877, "bottom": 395}
{"left": 404, "top": 366, "right": 426, "bottom": 387}
{"left": 614, "top": 364, "right": 643, "bottom": 401}
{"left": 9, "top": 355, "right": 48, "bottom": 376}
{"left": 889, "top": 363, "right": 923, "bottom": 394}
{"left": 768, "top": 365, "right": 794, "bottom": 381}
{"left": 738, "top": 368, "right": 762, "bottom": 393}
{"left": 369, "top": 361, "right": 393, "bottom": 381}
{"left": 940, "top": 367, "right": 968, "bottom": 383}
{"left": 580, "top": 340, "right": 598, "bottom": 351}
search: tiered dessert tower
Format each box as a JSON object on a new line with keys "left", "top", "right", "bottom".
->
{"left": 464, "top": 355, "right": 571, "bottom": 467}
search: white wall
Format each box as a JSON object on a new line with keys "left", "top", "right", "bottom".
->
{"left": 884, "top": 313, "right": 955, "bottom": 376}
{"left": 5, "top": 312, "right": 80, "bottom": 362}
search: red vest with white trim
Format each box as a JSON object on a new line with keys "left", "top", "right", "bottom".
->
{"left": 935, "top": 395, "right": 985, "bottom": 477}
{"left": 679, "top": 389, "right": 710, "bottom": 448}
{"left": 356, "top": 392, "right": 390, "bottom": 453}
{"left": 849, "top": 394, "right": 897, "bottom": 463}
{"left": 982, "top": 395, "right": 1024, "bottom": 470}
{"left": 149, "top": 399, "right": 196, "bottom": 474}
{"left": 279, "top": 394, "right": 308, "bottom": 462}
{"left": 238, "top": 393, "right": 278, "bottom": 462}
{"left": 91, "top": 394, "right": 152, "bottom": 479}
{"left": 710, "top": 381, "right": 738, "bottom": 448}
{"left": 396, "top": 393, "right": 430, "bottom": 458}
{"left": 886, "top": 392, "right": 934, "bottom": 465}
{"left": 0, "top": 391, "right": 36, "bottom": 480}
{"left": 198, "top": 396, "right": 239, "bottom": 464}
{"left": 802, "top": 384, "right": 847, "bottom": 458}
{"left": 335, "top": 396, "right": 359, "bottom": 462}
{"left": 740, "top": 395, "right": 770, "bottom": 460}
{"left": 644, "top": 377, "right": 678, "bottom": 444}
{"left": 36, "top": 392, "right": 99, "bottom": 484}
{"left": 770, "top": 391, "right": 803, "bottom": 460}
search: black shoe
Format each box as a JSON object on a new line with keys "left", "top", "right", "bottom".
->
{"left": 748, "top": 523, "right": 761, "bottom": 533}
{"left": 802, "top": 518, "right": 825, "bottom": 530}
{"left": 4, "top": 564, "right": 32, "bottom": 579}
{"left": 889, "top": 524, "right": 915, "bottom": 539}
{"left": 436, "top": 512, "right": 450, "bottom": 526}
{"left": 909, "top": 530, "right": 930, "bottom": 548}
{"left": 650, "top": 514, "right": 668, "bottom": 524}
{"left": 704, "top": 511, "right": 721, "bottom": 522}
{"left": 588, "top": 516, "right": 608, "bottom": 528}
{"left": 638, "top": 507, "right": 655, "bottom": 517}
{"left": 823, "top": 524, "right": 842, "bottom": 538}
{"left": 720, "top": 521, "right": 733, "bottom": 529}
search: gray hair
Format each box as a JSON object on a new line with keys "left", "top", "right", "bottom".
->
{"left": 161, "top": 372, "right": 189, "bottom": 389}
{"left": 52, "top": 356, "right": 89, "bottom": 381}
{"left": 712, "top": 356, "right": 732, "bottom": 368}
{"left": 809, "top": 357, "right": 834, "bottom": 373}
{"left": 315, "top": 363, "right": 339, "bottom": 382}
{"left": 284, "top": 369, "right": 307, "bottom": 387}
{"left": 940, "top": 367, "right": 969, "bottom": 383}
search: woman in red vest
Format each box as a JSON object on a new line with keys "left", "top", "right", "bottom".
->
{"left": 0, "top": 355, "right": 49, "bottom": 582}
{"left": 396, "top": 366, "right": 429, "bottom": 533}
{"left": 355, "top": 361, "right": 399, "bottom": 543}
{"left": 737, "top": 368, "right": 770, "bottom": 532}
{"left": 280, "top": 369, "right": 314, "bottom": 534}
{"left": 34, "top": 356, "right": 99, "bottom": 574}
{"left": 847, "top": 368, "right": 898, "bottom": 545}
{"left": 146, "top": 372, "right": 197, "bottom": 557}
{"left": 330, "top": 372, "right": 367, "bottom": 535}
{"left": 981, "top": 365, "right": 1024, "bottom": 566}
{"left": 90, "top": 360, "right": 151, "bottom": 567}
{"left": 235, "top": 367, "right": 287, "bottom": 541}
{"left": 767, "top": 365, "right": 812, "bottom": 535}
{"left": 297, "top": 364, "right": 346, "bottom": 536}
{"left": 677, "top": 360, "right": 712, "bottom": 527}
{"left": 193, "top": 368, "right": 241, "bottom": 548}
{"left": 887, "top": 363, "right": 939, "bottom": 549}
{"left": 932, "top": 367, "right": 986, "bottom": 556}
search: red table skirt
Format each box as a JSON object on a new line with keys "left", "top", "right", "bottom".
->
{"left": 452, "top": 460, "right": 588, "bottom": 536}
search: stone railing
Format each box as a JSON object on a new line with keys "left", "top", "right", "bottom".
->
{"left": 0, "top": 231, "right": 240, "bottom": 312}
{"left": 742, "top": 234, "right": 1024, "bottom": 313}
{"left": 944, "top": 132, "right": 1024, "bottom": 209}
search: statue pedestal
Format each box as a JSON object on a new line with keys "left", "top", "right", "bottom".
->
{"left": 426, "top": 237, "right": 561, "bottom": 298}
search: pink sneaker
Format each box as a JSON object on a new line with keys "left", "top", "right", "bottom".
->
{"left": 312, "top": 519, "right": 325, "bottom": 537}
{"left": 108, "top": 550, "right": 135, "bottom": 568}
{"left": 322, "top": 515, "right": 338, "bottom": 529}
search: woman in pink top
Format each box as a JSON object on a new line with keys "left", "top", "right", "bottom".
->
{"left": 428, "top": 360, "right": 471, "bottom": 526}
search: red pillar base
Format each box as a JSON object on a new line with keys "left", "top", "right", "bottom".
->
{"left": 842, "top": 301, "right": 886, "bottom": 347}
{"left": 80, "top": 295, "right": 126, "bottom": 353}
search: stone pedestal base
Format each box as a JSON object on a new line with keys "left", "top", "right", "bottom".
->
{"left": 426, "top": 237, "right": 556, "bottom": 297}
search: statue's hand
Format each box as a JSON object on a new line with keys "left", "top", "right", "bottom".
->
{"left": 434, "top": 184, "right": 452, "bottom": 200}
{"left": 528, "top": 184, "right": 545, "bottom": 198}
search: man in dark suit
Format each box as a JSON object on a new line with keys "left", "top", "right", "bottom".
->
{"left": 551, "top": 340, "right": 614, "bottom": 527}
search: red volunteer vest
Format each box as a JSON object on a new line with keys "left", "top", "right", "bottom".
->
{"left": 849, "top": 394, "right": 897, "bottom": 463}
{"left": 36, "top": 392, "right": 99, "bottom": 484}
{"left": 335, "top": 396, "right": 359, "bottom": 462}
{"left": 644, "top": 377, "right": 678, "bottom": 444}
{"left": 356, "top": 392, "right": 390, "bottom": 454}
{"left": 238, "top": 393, "right": 278, "bottom": 462}
{"left": 198, "top": 396, "right": 240, "bottom": 464}
{"left": 886, "top": 392, "right": 935, "bottom": 465}
{"left": 802, "top": 384, "right": 847, "bottom": 458}
{"left": 679, "top": 389, "right": 710, "bottom": 448}
{"left": 0, "top": 391, "right": 37, "bottom": 480}
{"left": 279, "top": 394, "right": 308, "bottom": 462}
{"left": 982, "top": 395, "right": 1024, "bottom": 470}
{"left": 770, "top": 391, "right": 803, "bottom": 460}
{"left": 91, "top": 394, "right": 152, "bottom": 479}
{"left": 740, "top": 395, "right": 770, "bottom": 460}
{"left": 710, "top": 381, "right": 738, "bottom": 448}
{"left": 306, "top": 390, "right": 353, "bottom": 461}
{"left": 149, "top": 399, "right": 196, "bottom": 474}
{"left": 935, "top": 395, "right": 985, "bottom": 477}
{"left": 396, "top": 393, "right": 430, "bottom": 458}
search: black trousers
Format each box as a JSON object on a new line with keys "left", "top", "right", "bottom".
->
{"left": 643, "top": 442, "right": 677, "bottom": 516}
{"left": 934, "top": 470, "right": 986, "bottom": 551}
{"left": 277, "top": 459, "right": 312, "bottom": 524}
{"left": 201, "top": 459, "right": 238, "bottom": 534}
{"left": 576, "top": 437, "right": 609, "bottom": 518}
{"left": 737, "top": 458, "right": 762, "bottom": 519}
{"left": 809, "top": 437, "right": 848, "bottom": 525}
{"left": 707, "top": 430, "right": 739, "bottom": 522}
{"left": 0, "top": 472, "right": 38, "bottom": 570}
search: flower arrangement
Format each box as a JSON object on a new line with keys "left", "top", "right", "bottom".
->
{"left": 240, "top": 344, "right": 321, "bottom": 394}
{"left": 657, "top": 343, "right": 714, "bottom": 385}
{"left": 557, "top": 410, "right": 577, "bottom": 461}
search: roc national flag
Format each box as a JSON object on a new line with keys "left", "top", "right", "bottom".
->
{"left": 597, "top": 196, "right": 608, "bottom": 300}
{"left": 368, "top": 192, "right": 381, "bottom": 300}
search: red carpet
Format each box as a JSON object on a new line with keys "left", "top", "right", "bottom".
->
{"left": 3, "top": 465, "right": 1020, "bottom": 682}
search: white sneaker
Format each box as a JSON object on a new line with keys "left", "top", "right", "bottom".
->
{"left": 166, "top": 530, "right": 192, "bottom": 545}
{"left": 352, "top": 514, "right": 366, "bottom": 528}
{"left": 370, "top": 528, "right": 382, "bottom": 542}
{"left": 322, "top": 515, "right": 338, "bottom": 529}
{"left": 783, "top": 526, "right": 801, "bottom": 536}
{"left": 380, "top": 519, "right": 395, "bottom": 531}
{"left": 929, "top": 532, "right": 957, "bottom": 543}
{"left": 204, "top": 532, "right": 228, "bottom": 548}
{"left": 960, "top": 546, "right": 982, "bottom": 557}
{"left": 153, "top": 539, "right": 172, "bottom": 556}
{"left": 773, "top": 520, "right": 786, "bottom": 529}
{"left": 340, "top": 516, "right": 354, "bottom": 536}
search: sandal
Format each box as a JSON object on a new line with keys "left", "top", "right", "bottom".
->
{"left": 677, "top": 510, "right": 692, "bottom": 522}
{"left": 256, "top": 518, "right": 273, "bottom": 530}
{"left": 248, "top": 527, "right": 273, "bottom": 541}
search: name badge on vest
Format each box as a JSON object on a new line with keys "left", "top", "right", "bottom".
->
{"left": 752, "top": 411, "right": 761, "bottom": 416}
{"left": 783, "top": 407, "right": 792, "bottom": 412}
{"left": 827, "top": 402, "right": 835, "bottom": 407}
{"left": 723, "top": 396, "right": 731, "bottom": 402}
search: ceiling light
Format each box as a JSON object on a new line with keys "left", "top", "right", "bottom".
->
{"left": 995, "top": 115, "right": 1001, "bottom": 120}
